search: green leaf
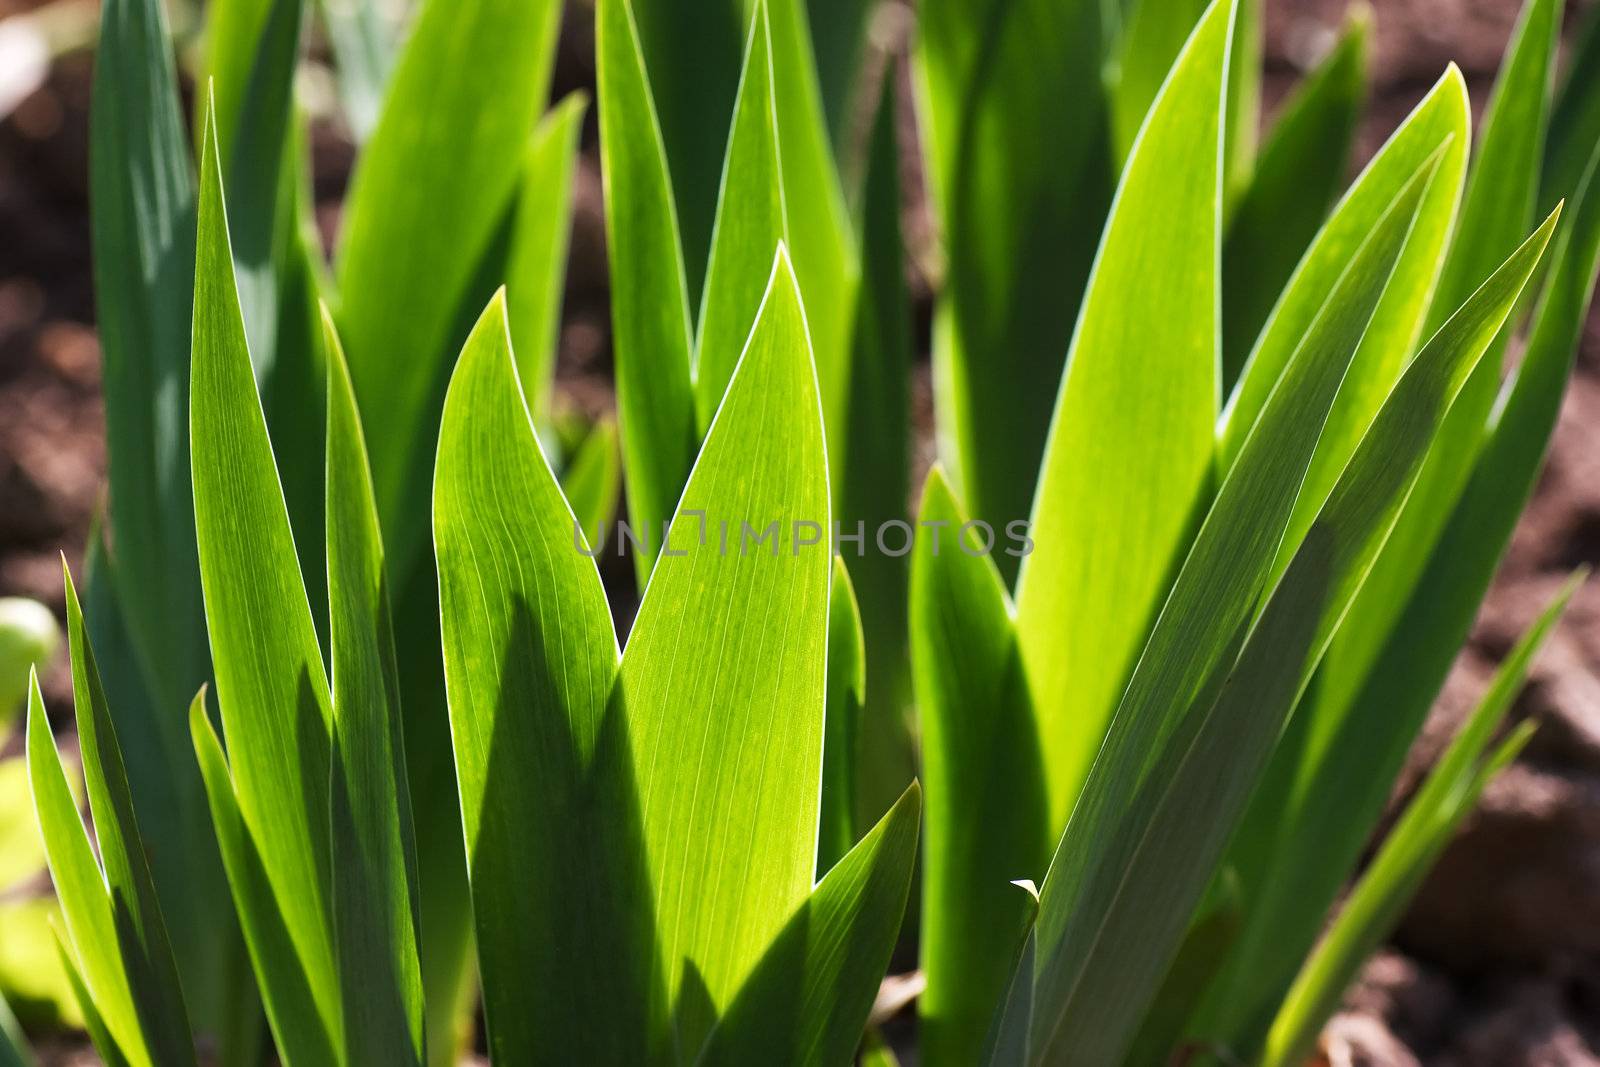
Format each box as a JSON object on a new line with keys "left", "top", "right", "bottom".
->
{"left": 324, "top": 313, "right": 425, "bottom": 1066}
{"left": 1222, "top": 68, "right": 1470, "bottom": 544}
{"left": 189, "top": 96, "right": 341, "bottom": 1061}
{"left": 595, "top": 0, "right": 698, "bottom": 586}
{"left": 0, "top": 599, "right": 58, "bottom": 727}
{"left": 560, "top": 419, "right": 624, "bottom": 554}
{"left": 335, "top": 0, "right": 562, "bottom": 574}
{"left": 1541, "top": 0, "right": 1600, "bottom": 212}
{"left": 316, "top": 0, "right": 401, "bottom": 140}
{"left": 978, "top": 882, "right": 1040, "bottom": 1067}
{"left": 629, "top": 0, "right": 746, "bottom": 299}
{"left": 1261, "top": 573, "right": 1580, "bottom": 1067}
{"left": 763, "top": 0, "right": 857, "bottom": 467}
{"left": 838, "top": 73, "right": 915, "bottom": 832}
{"left": 803, "top": 0, "right": 870, "bottom": 149}
{"left": 916, "top": 0, "right": 1112, "bottom": 553}
{"left": 1204, "top": 137, "right": 1600, "bottom": 1053}
{"left": 619, "top": 249, "right": 830, "bottom": 1053}
{"left": 1222, "top": 7, "right": 1367, "bottom": 381}
{"left": 913, "top": 467, "right": 1048, "bottom": 1067}
{"left": 696, "top": 783, "right": 921, "bottom": 1066}
{"left": 434, "top": 292, "right": 651, "bottom": 1064}
{"left": 203, "top": 0, "right": 305, "bottom": 374}
{"left": 507, "top": 92, "right": 587, "bottom": 444}
{"left": 26, "top": 679, "right": 146, "bottom": 1066}
{"left": 1015, "top": 0, "right": 1233, "bottom": 832}
{"left": 189, "top": 695, "right": 338, "bottom": 1067}
{"left": 819, "top": 557, "right": 865, "bottom": 877}
{"left": 1212, "top": 0, "right": 1563, "bottom": 1028}
{"left": 1108, "top": 0, "right": 1210, "bottom": 166}
{"left": 693, "top": 1, "right": 787, "bottom": 430}
{"left": 89, "top": 0, "right": 207, "bottom": 725}
{"left": 61, "top": 568, "right": 196, "bottom": 1067}
{"left": 1025, "top": 206, "right": 1559, "bottom": 1065}
{"left": 54, "top": 929, "right": 127, "bottom": 1067}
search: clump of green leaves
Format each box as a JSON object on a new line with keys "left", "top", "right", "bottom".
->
{"left": 21, "top": 0, "right": 1600, "bottom": 1063}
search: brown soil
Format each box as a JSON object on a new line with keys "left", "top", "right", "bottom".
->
{"left": 2, "top": 0, "right": 1600, "bottom": 1063}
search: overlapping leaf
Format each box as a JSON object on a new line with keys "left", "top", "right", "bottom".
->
{"left": 1015, "top": 0, "right": 1233, "bottom": 832}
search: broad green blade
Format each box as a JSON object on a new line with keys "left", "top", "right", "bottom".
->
{"left": 434, "top": 293, "right": 652, "bottom": 1064}
{"left": 1261, "top": 574, "right": 1580, "bottom": 1067}
{"left": 1223, "top": 68, "right": 1469, "bottom": 492}
{"left": 1108, "top": 0, "right": 1210, "bottom": 165}
{"left": 89, "top": 0, "right": 207, "bottom": 727}
{"left": 1015, "top": 0, "right": 1233, "bottom": 832}
{"left": 916, "top": 0, "right": 1111, "bottom": 554}
{"left": 189, "top": 697, "right": 338, "bottom": 1067}
{"left": 560, "top": 419, "right": 624, "bottom": 552}
{"left": 819, "top": 557, "right": 865, "bottom": 877}
{"left": 595, "top": 0, "right": 698, "bottom": 587}
{"left": 764, "top": 0, "right": 857, "bottom": 467}
{"left": 696, "top": 783, "right": 921, "bottom": 1066}
{"left": 80, "top": 535, "right": 250, "bottom": 1062}
{"left": 335, "top": 0, "right": 561, "bottom": 575}
{"left": 0, "top": 599, "right": 58, "bottom": 725}
{"left": 26, "top": 680, "right": 145, "bottom": 1067}
{"left": 804, "top": 0, "right": 870, "bottom": 148}
{"left": 324, "top": 313, "right": 424, "bottom": 1066}
{"left": 1222, "top": 8, "right": 1367, "bottom": 382}
{"left": 979, "top": 883, "right": 1040, "bottom": 1067}
{"left": 693, "top": 1, "right": 787, "bottom": 430}
{"left": 1329, "top": 0, "right": 1561, "bottom": 703}
{"left": 507, "top": 92, "right": 587, "bottom": 445}
{"left": 630, "top": 0, "right": 746, "bottom": 298}
{"left": 1123, "top": 873, "right": 1241, "bottom": 1067}
{"left": 914, "top": 468, "right": 1048, "bottom": 1067}
{"left": 1204, "top": 142, "right": 1600, "bottom": 1049}
{"left": 1541, "top": 0, "right": 1600, "bottom": 212}
{"left": 838, "top": 74, "right": 915, "bottom": 831}
{"left": 190, "top": 98, "right": 342, "bottom": 1055}
{"left": 54, "top": 929, "right": 128, "bottom": 1067}
{"left": 203, "top": 0, "right": 305, "bottom": 374}
{"left": 620, "top": 250, "right": 830, "bottom": 1053}
{"left": 1209, "top": 0, "right": 1561, "bottom": 1023}
{"left": 316, "top": 0, "right": 401, "bottom": 140}
{"left": 61, "top": 569, "right": 195, "bottom": 1067}
{"left": 1026, "top": 207, "right": 1558, "bottom": 1065}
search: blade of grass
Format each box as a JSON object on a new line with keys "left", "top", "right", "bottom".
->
{"left": 335, "top": 0, "right": 562, "bottom": 575}
{"left": 619, "top": 248, "right": 830, "bottom": 1053}
{"left": 89, "top": 0, "right": 207, "bottom": 735}
{"left": 560, "top": 419, "right": 624, "bottom": 554}
{"left": 506, "top": 92, "right": 587, "bottom": 446}
{"left": 61, "top": 568, "right": 196, "bottom": 1067}
{"left": 1015, "top": 0, "right": 1234, "bottom": 832}
{"left": 1262, "top": 573, "right": 1579, "bottom": 1067}
{"left": 838, "top": 72, "right": 915, "bottom": 831}
{"left": 434, "top": 292, "right": 653, "bottom": 1063}
{"left": 324, "top": 312, "right": 424, "bottom": 1066}
{"left": 1222, "top": 7, "right": 1367, "bottom": 382}
{"left": 27, "top": 680, "right": 147, "bottom": 1067}
{"left": 696, "top": 783, "right": 921, "bottom": 1066}
{"left": 915, "top": 0, "right": 1112, "bottom": 554}
{"left": 1026, "top": 206, "right": 1559, "bottom": 1064}
{"left": 1223, "top": 68, "right": 1469, "bottom": 477}
{"left": 190, "top": 95, "right": 342, "bottom": 1059}
{"left": 819, "top": 557, "right": 866, "bottom": 877}
{"left": 595, "top": 0, "right": 698, "bottom": 589}
{"left": 693, "top": 1, "right": 787, "bottom": 430}
{"left": 914, "top": 467, "right": 1049, "bottom": 1067}
{"left": 1206, "top": 138, "right": 1600, "bottom": 1051}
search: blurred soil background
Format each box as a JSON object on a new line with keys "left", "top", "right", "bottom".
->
{"left": 1, "top": 0, "right": 1599, "bottom": 1062}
